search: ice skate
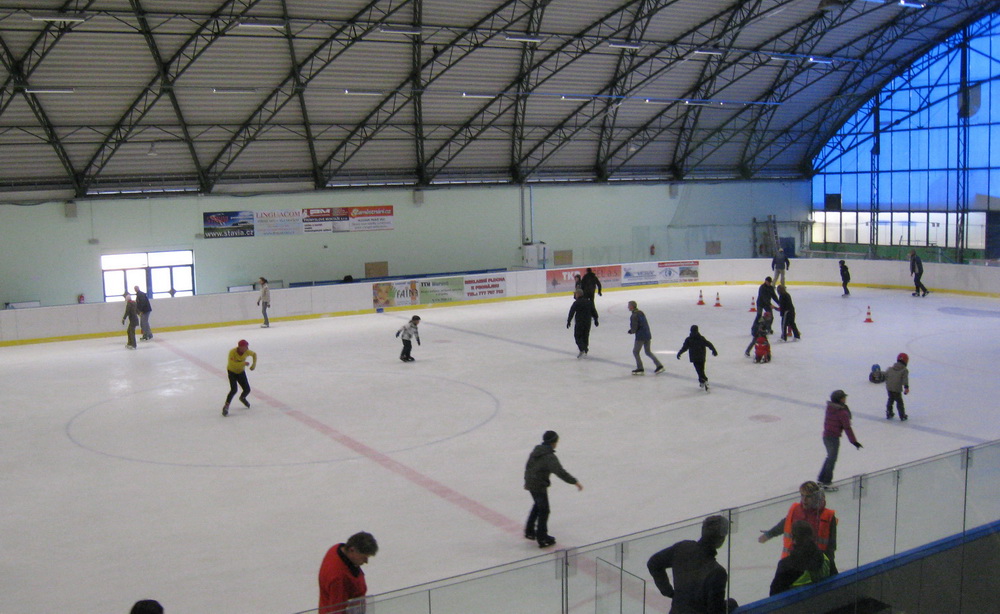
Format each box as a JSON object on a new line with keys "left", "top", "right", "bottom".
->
{"left": 631, "top": 369, "right": 645, "bottom": 376}
{"left": 577, "top": 351, "right": 584, "bottom": 359}
{"left": 524, "top": 530, "right": 536, "bottom": 540}
{"left": 654, "top": 365, "right": 665, "bottom": 374}
{"left": 222, "top": 404, "right": 229, "bottom": 417}
{"left": 900, "top": 414, "right": 908, "bottom": 421}
{"left": 819, "top": 483, "right": 838, "bottom": 492}
{"left": 886, "top": 412, "right": 894, "bottom": 420}
{"left": 239, "top": 397, "right": 250, "bottom": 409}
{"left": 538, "top": 536, "right": 556, "bottom": 548}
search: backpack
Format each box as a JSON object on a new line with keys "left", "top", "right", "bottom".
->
{"left": 869, "top": 364, "right": 885, "bottom": 384}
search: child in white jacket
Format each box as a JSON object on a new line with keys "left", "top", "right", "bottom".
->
{"left": 396, "top": 315, "right": 421, "bottom": 362}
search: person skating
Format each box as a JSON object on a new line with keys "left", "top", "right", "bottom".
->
{"left": 776, "top": 285, "right": 800, "bottom": 341}
{"left": 580, "top": 268, "right": 603, "bottom": 301}
{"left": 839, "top": 260, "right": 851, "bottom": 296}
{"left": 567, "top": 291, "right": 599, "bottom": 358}
{"left": 257, "top": 277, "right": 271, "bottom": 328}
{"left": 817, "top": 390, "right": 862, "bottom": 490}
{"left": 753, "top": 277, "right": 780, "bottom": 334}
{"left": 134, "top": 285, "right": 153, "bottom": 340}
{"left": 223, "top": 339, "right": 256, "bottom": 416}
{"left": 121, "top": 292, "right": 139, "bottom": 349}
{"left": 771, "top": 248, "right": 790, "bottom": 286}
{"left": 676, "top": 325, "right": 718, "bottom": 391}
{"left": 909, "top": 250, "right": 929, "bottom": 296}
{"left": 885, "top": 353, "right": 910, "bottom": 421}
{"left": 744, "top": 311, "right": 772, "bottom": 357}
{"left": 627, "top": 300, "right": 664, "bottom": 375}
{"left": 524, "top": 430, "right": 583, "bottom": 548}
{"left": 395, "top": 315, "right": 421, "bottom": 362}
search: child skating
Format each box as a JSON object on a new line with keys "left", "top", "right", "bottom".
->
{"left": 396, "top": 315, "right": 421, "bottom": 362}
{"left": 676, "top": 325, "right": 718, "bottom": 391}
{"left": 885, "top": 353, "right": 910, "bottom": 421}
{"left": 223, "top": 339, "right": 257, "bottom": 416}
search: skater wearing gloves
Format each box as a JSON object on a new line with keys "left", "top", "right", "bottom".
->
{"left": 396, "top": 315, "right": 421, "bottom": 362}
{"left": 885, "top": 353, "right": 910, "bottom": 421}
{"left": 676, "top": 325, "right": 718, "bottom": 391}
{"left": 627, "top": 300, "right": 664, "bottom": 375}
{"left": 817, "top": 390, "right": 862, "bottom": 490}
{"left": 839, "top": 260, "right": 851, "bottom": 296}
{"left": 758, "top": 481, "right": 838, "bottom": 567}
{"left": 222, "top": 339, "right": 256, "bottom": 416}
{"left": 567, "top": 291, "right": 599, "bottom": 358}
{"left": 523, "top": 430, "right": 583, "bottom": 549}
{"left": 753, "top": 277, "right": 780, "bottom": 335}
{"left": 121, "top": 292, "right": 139, "bottom": 349}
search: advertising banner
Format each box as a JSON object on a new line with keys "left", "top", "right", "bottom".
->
{"left": 349, "top": 206, "right": 393, "bottom": 232}
{"left": 544, "top": 265, "right": 622, "bottom": 294}
{"left": 464, "top": 274, "right": 507, "bottom": 299}
{"left": 372, "top": 280, "right": 418, "bottom": 309}
{"left": 621, "top": 261, "right": 700, "bottom": 286}
{"left": 302, "top": 207, "right": 349, "bottom": 232}
{"left": 254, "top": 209, "right": 304, "bottom": 236}
{"left": 418, "top": 277, "right": 465, "bottom": 304}
{"left": 204, "top": 211, "right": 255, "bottom": 238}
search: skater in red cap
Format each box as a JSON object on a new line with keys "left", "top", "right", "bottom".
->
{"left": 223, "top": 339, "right": 257, "bottom": 416}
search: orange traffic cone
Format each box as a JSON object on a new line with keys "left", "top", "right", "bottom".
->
{"left": 697, "top": 290, "right": 705, "bottom": 306}
{"left": 864, "top": 306, "right": 874, "bottom": 323}
{"left": 749, "top": 297, "right": 757, "bottom": 312}
{"left": 713, "top": 292, "right": 722, "bottom": 307}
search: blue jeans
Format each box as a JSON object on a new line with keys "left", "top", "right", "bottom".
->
{"left": 818, "top": 436, "right": 840, "bottom": 484}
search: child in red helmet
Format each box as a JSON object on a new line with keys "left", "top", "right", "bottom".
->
{"left": 885, "top": 353, "right": 910, "bottom": 421}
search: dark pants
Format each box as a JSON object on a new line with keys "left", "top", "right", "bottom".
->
{"left": 526, "top": 489, "right": 551, "bottom": 542}
{"left": 818, "top": 436, "right": 840, "bottom": 485}
{"left": 125, "top": 321, "right": 138, "bottom": 348}
{"left": 780, "top": 310, "right": 800, "bottom": 340}
{"left": 842, "top": 281, "right": 850, "bottom": 295}
{"left": 226, "top": 370, "right": 250, "bottom": 405}
{"left": 692, "top": 360, "right": 708, "bottom": 384}
{"left": 573, "top": 322, "right": 592, "bottom": 353}
{"left": 886, "top": 391, "right": 907, "bottom": 418}
{"left": 913, "top": 272, "right": 928, "bottom": 295}
{"left": 139, "top": 312, "right": 153, "bottom": 339}
{"left": 401, "top": 339, "right": 413, "bottom": 359}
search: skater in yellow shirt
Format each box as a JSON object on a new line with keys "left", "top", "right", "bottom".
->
{"left": 223, "top": 339, "right": 257, "bottom": 416}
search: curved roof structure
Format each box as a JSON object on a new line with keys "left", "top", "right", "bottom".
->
{"left": 1, "top": 0, "right": 997, "bottom": 202}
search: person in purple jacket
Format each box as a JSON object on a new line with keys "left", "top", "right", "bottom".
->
{"left": 817, "top": 390, "right": 863, "bottom": 491}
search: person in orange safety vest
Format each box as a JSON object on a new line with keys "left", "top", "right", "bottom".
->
{"left": 757, "top": 481, "right": 837, "bottom": 565}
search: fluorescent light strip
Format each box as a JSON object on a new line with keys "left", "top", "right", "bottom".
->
{"left": 344, "top": 89, "right": 382, "bottom": 96}
{"left": 560, "top": 95, "right": 591, "bottom": 102}
{"left": 693, "top": 48, "right": 724, "bottom": 56}
{"left": 378, "top": 25, "right": 422, "bottom": 35}
{"left": 608, "top": 40, "right": 643, "bottom": 50}
{"left": 897, "top": 0, "right": 925, "bottom": 6}
{"left": 237, "top": 19, "right": 286, "bottom": 28}
{"left": 462, "top": 92, "right": 495, "bottom": 99}
{"left": 213, "top": 87, "right": 257, "bottom": 94}
{"left": 23, "top": 87, "right": 75, "bottom": 94}
{"left": 29, "top": 11, "right": 88, "bottom": 22}
{"left": 807, "top": 56, "right": 835, "bottom": 65}
{"left": 504, "top": 33, "right": 542, "bottom": 43}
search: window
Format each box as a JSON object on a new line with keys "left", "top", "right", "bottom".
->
{"left": 101, "top": 250, "right": 194, "bottom": 302}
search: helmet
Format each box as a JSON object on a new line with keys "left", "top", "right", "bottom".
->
{"left": 871, "top": 364, "right": 881, "bottom": 373}
{"left": 896, "top": 353, "right": 909, "bottom": 365}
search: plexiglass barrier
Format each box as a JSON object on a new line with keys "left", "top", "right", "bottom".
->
{"left": 294, "top": 440, "right": 1000, "bottom": 614}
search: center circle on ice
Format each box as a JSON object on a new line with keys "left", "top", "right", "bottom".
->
{"left": 65, "top": 372, "right": 500, "bottom": 467}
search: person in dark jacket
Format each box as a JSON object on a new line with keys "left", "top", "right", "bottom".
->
{"left": 647, "top": 515, "right": 739, "bottom": 614}
{"left": 580, "top": 268, "right": 603, "bottom": 301}
{"left": 839, "top": 260, "right": 850, "bottom": 296}
{"left": 776, "top": 285, "right": 800, "bottom": 341}
{"left": 909, "top": 250, "right": 928, "bottom": 296}
{"left": 753, "top": 277, "right": 780, "bottom": 334}
{"left": 524, "top": 430, "right": 583, "bottom": 548}
{"left": 676, "top": 325, "right": 718, "bottom": 391}
{"left": 769, "top": 520, "right": 836, "bottom": 596}
{"left": 884, "top": 353, "right": 910, "bottom": 421}
{"left": 567, "top": 291, "right": 599, "bottom": 358}
{"left": 133, "top": 285, "right": 153, "bottom": 340}
{"left": 817, "top": 390, "right": 862, "bottom": 489}
{"left": 121, "top": 292, "right": 139, "bottom": 349}
{"left": 628, "top": 300, "right": 664, "bottom": 375}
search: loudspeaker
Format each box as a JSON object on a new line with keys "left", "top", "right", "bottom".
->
{"left": 412, "top": 189, "right": 424, "bottom": 205}
{"left": 64, "top": 200, "right": 77, "bottom": 218}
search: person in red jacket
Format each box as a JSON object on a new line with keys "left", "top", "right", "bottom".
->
{"left": 318, "top": 532, "right": 378, "bottom": 614}
{"left": 817, "top": 390, "right": 862, "bottom": 490}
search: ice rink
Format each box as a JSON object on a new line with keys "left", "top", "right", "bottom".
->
{"left": 2, "top": 282, "right": 998, "bottom": 613}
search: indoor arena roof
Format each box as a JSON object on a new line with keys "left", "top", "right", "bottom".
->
{"left": 1, "top": 0, "right": 997, "bottom": 202}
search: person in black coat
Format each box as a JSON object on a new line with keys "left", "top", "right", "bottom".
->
{"left": 677, "top": 325, "right": 718, "bottom": 391}
{"left": 580, "top": 268, "right": 603, "bottom": 301}
{"left": 567, "top": 291, "right": 599, "bottom": 358}
{"left": 523, "top": 431, "right": 583, "bottom": 548}
{"left": 776, "top": 285, "right": 800, "bottom": 341}
{"left": 753, "top": 277, "right": 780, "bottom": 334}
{"left": 839, "top": 260, "right": 850, "bottom": 296}
{"left": 647, "top": 515, "right": 739, "bottom": 614}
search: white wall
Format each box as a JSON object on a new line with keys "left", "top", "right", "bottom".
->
{"left": 0, "top": 181, "right": 811, "bottom": 308}
{"left": 2, "top": 257, "right": 996, "bottom": 344}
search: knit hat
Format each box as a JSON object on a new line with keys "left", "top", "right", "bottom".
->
{"left": 542, "top": 430, "right": 559, "bottom": 445}
{"left": 701, "top": 515, "right": 730, "bottom": 541}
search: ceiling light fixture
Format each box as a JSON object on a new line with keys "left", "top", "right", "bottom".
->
{"left": 897, "top": 0, "right": 925, "bottom": 7}
{"left": 462, "top": 92, "right": 495, "bottom": 99}
{"left": 504, "top": 33, "right": 542, "bottom": 43}
{"left": 378, "top": 25, "right": 422, "bottom": 36}
{"left": 146, "top": 142, "right": 158, "bottom": 157}
{"left": 807, "top": 56, "right": 835, "bottom": 64}
{"left": 29, "top": 11, "right": 88, "bottom": 23}
{"left": 344, "top": 89, "right": 383, "bottom": 96}
{"left": 818, "top": 0, "right": 848, "bottom": 10}
{"left": 693, "top": 48, "right": 724, "bottom": 56}
{"left": 608, "top": 40, "right": 643, "bottom": 50}
{"left": 237, "top": 18, "right": 286, "bottom": 28}
{"left": 212, "top": 87, "right": 258, "bottom": 94}
{"left": 560, "top": 95, "right": 591, "bottom": 102}
{"left": 23, "top": 86, "right": 75, "bottom": 94}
